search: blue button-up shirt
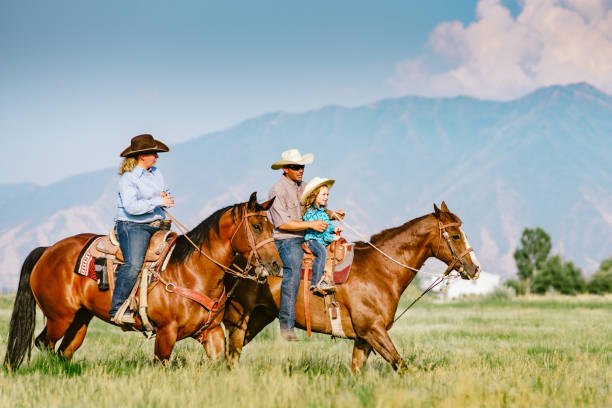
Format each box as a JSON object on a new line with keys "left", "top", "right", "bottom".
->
{"left": 115, "top": 166, "right": 167, "bottom": 223}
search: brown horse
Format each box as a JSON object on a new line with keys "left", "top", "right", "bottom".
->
{"left": 223, "top": 202, "right": 481, "bottom": 372}
{"left": 4, "top": 193, "right": 280, "bottom": 369}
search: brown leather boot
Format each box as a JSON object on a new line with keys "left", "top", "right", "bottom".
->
{"left": 280, "top": 329, "right": 299, "bottom": 342}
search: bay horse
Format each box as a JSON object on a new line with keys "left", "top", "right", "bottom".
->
{"left": 4, "top": 192, "right": 280, "bottom": 369}
{"left": 223, "top": 202, "right": 481, "bottom": 372}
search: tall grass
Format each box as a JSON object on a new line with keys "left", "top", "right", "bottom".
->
{"left": 1, "top": 294, "right": 610, "bottom": 407}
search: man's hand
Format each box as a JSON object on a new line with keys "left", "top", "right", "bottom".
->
{"left": 308, "top": 220, "right": 328, "bottom": 232}
{"left": 331, "top": 210, "right": 346, "bottom": 220}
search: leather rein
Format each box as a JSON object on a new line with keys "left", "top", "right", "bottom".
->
{"left": 393, "top": 221, "right": 475, "bottom": 323}
{"left": 151, "top": 205, "right": 274, "bottom": 335}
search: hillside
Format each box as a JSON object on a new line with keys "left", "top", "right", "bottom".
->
{"left": 1, "top": 82, "right": 611, "bottom": 291}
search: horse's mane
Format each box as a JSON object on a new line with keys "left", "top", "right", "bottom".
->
{"left": 170, "top": 203, "right": 243, "bottom": 264}
{"left": 353, "top": 214, "right": 431, "bottom": 249}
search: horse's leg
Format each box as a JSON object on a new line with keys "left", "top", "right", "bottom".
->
{"left": 57, "top": 309, "right": 93, "bottom": 360}
{"left": 154, "top": 324, "right": 178, "bottom": 363}
{"left": 225, "top": 300, "right": 251, "bottom": 365}
{"left": 197, "top": 325, "right": 225, "bottom": 361}
{"left": 360, "top": 325, "right": 404, "bottom": 371}
{"left": 245, "top": 306, "right": 277, "bottom": 343}
{"left": 351, "top": 337, "right": 373, "bottom": 373}
{"left": 34, "top": 326, "right": 50, "bottom": 351}
{"left": 40, "top": 317, "right": 73, "bottom": 353}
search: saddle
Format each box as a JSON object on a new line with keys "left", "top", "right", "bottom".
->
{"left": 83, "top": 226, "right": 177, "bottom": 331}
{"left": 301, "top": 238, "right": 354, "bottom": 285}
{"left": 96, "top": 228, "right": 177, "bottom": 265}
{"left": 301, "top": 237, "right": 354, "bottom": 339}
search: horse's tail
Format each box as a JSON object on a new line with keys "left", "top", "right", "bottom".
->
{"left": 3, "top": 246, "right": 47, "bottom": 370}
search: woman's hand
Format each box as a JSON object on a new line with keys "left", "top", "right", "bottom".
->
{"left": 160, "top": 192, "right": 175, "bottom": 208}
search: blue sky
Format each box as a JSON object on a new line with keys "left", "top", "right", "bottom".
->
{"left": 1, "top": 0, "right": 609, "bottom": 185}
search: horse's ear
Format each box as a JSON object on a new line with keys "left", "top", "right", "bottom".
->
{"left": 434, "top": 203, "right": 441, "bottom": 218}
{"left": 441, "top": 201, "right": 449, "bottom": 212}
{"left": 259, "top": 196, "right": 275, "bottom": 211}
{"left": 247, "top": 192, "right": 258, "bottom": 211}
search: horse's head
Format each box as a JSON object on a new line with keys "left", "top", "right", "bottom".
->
{"left": 229, "top": 192, "right": 281, "bottom": 281}
{"left": 431, "top": 201, "right": 481, "bottom": 280}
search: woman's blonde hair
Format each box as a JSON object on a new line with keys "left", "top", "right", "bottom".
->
{"left": 302, "top": 185, "right": 326, "bottom": 215}
{"left": 118, "top": 157, "right": 138, "bottom": 175}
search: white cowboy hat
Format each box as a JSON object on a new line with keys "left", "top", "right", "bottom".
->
{"left": 271, "top": 149, "right": 314, "bottom": 170}
{"left": 300, "top": 177, "right": 335, "bottom": 205}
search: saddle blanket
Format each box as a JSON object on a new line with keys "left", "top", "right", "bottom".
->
{"left": 74, "top": 235, "right": 105, "bottom": 281}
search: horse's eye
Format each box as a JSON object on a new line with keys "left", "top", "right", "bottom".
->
{"left": 452, "top": 235, "right": 460, "bottom": 240}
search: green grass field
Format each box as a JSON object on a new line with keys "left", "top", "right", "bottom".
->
{"left": 1, "top": 293, "right": 610, "bottom": 408}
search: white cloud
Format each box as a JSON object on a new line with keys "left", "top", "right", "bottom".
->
{"left": 387, "top": 0, "right": 612, "bottom": 100}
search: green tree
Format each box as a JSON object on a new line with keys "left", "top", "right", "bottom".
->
{"left": 504, "top": 279, "right": 526, "bottom": 296}
{"left": 532, "top": 255, "right": 586, "bottom": 295}
{"left": 587, "top": 256, "right": 612, "bottom": 294}
{"left": 514, "top": 227, "right": 552, "bottom": 295}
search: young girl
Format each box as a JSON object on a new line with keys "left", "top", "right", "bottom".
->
{"left": 301, "top": 177, "right": 344, "bottom": 294}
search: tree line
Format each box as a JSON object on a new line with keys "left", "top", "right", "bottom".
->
{"left": 505, "top": 227, "right": 612, "bottom": 295}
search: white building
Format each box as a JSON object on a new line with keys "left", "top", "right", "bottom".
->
{"left": 418, "top": 259, "right": 501, "bottom": 299}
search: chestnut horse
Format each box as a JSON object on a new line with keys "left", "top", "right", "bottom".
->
{"left": 223, "top": 202, "right": 481, "bottom": 372}
{"left": 4, "top": 193, "right": 280, "bottom": 369}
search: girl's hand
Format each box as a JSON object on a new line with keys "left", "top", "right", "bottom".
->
{"left": 332, "top": 210, "right": 346, "bottom": 220}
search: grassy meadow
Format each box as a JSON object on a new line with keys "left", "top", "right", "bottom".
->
{"left": 0, "top": 292, "right": 611, "bottom": 408}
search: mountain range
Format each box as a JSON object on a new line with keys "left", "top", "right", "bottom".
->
{"left": 1, "top": 82, "right": 611, "bottom": 291}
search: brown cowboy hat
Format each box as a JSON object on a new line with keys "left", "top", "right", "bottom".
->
{"left": 120, "top": 134, "right": 170, "bottom": 157}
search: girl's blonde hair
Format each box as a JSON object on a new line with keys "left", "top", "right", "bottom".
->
{"left": 118, "top": 157, "right": 138, "bottom": 175}
{"left": 302, "top": 185, "right": 326, "bottom": 215}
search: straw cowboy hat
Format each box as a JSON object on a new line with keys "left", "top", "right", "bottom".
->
{"left": 270, "top": 149, "right": 314, "bottom": 170}
{"left": 300, "top": 177, "right": 335, "bottom": 205}
{"left": 120, "top": 134, "right": 170, "bottom": 157}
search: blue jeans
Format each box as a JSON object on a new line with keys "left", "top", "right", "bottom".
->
{"left": 275, "top": 238, "right": 304, "bottom": 330}
{"left": 307, "top": 239, "right": 327, "bottom": 287}
{"left": 109, "top": 221, "right": 158, "bottom": 318}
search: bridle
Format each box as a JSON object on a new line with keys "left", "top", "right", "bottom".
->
{"left": 228, "top": 205, "right": 275, "bottom": 282}
{"left": 392, "top": 219, "right": 477, "bottom": 323}
{"left": 150, "top": 204, "right": 276, "bottom": 339}
{"left": 163, "top": 204, "right": 275, "bottom": 282}
{"left": 435, "top": 221, "right": 474, "bottom": 277}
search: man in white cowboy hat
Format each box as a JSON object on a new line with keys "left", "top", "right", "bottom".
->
{"left": 268, "top": 149, "right": 328, "bottom": 341}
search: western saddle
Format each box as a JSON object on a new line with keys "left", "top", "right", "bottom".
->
{"left": 92, "top": 222, "right": 177, "bottom": 331}
{"left": 300, "top": 236, "right": 353, "bottom": 339}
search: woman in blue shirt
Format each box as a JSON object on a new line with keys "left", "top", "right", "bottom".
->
{"left": 110, "top": 134, "right": 175, "bottom": 324}
{"left": 301, "top": 177, "right": 343, "bottom": 294}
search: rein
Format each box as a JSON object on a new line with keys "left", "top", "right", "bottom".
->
{"left": 333, "top": 215, "right": 421, "bottom": 274}
{"left": 333, "top": 215, "right": 474, "bottom": 322}
{"left": 162, "top": 207, "right": 270, "bottom": 281}
{"left": 151, "top": 205, "right": 274, "bottom": 336}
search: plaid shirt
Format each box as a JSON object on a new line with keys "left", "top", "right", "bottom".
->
{"left": 268, "top": 175, "right": 306, "bottom": 240}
